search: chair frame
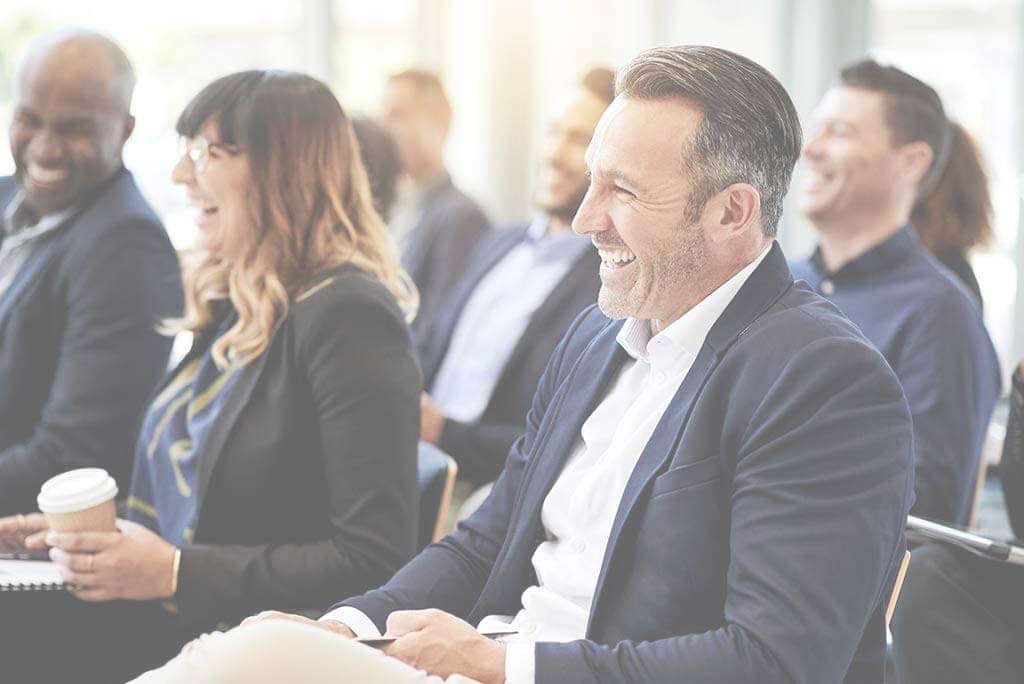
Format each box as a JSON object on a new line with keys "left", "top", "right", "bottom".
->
{"left": 430, "top": 456, "right": 458, "bottom": 544}
{"left": 886, "top": 549, "right": 911, "bottom": 627}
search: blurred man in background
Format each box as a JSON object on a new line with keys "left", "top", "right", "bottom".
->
{"left": 416, "top": 68, "right": 612, "bottom": 491}
{"left": 0, "top": 30, "right": 182, "bottom": 514}
{"left": 792, "top": 59, "right": 1000, "bottom": 525}
{"left": 380, "top": 69, "right": 490, "bottom": 335}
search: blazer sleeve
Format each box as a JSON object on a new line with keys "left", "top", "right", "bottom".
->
{"left": 174, "top": 283, "right": 421, "bottom": 626}
{"left": 332, "top": 307, "right": 595, "bottom": 631}
{"left": 535, "top": 335, "right": 915, "bottom": 684}
{"left": 0, "top": 218, "right": 181, "bottom": 515}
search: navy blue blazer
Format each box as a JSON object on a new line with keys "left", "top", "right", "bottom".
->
{"left": 416, "top": 224, "right": 600, "bottom": 485}
{"left": 337, "top": 243, "right": 915, "bottom": 683}
{"left": 0, "top": 169, "right": 182, "bottom": 515}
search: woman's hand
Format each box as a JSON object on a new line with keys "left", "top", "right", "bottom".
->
{"left": 46, "top": 518, "right": 177, "bottom": 602}
{"left": 0, "top": 513, "right": 48, "bottom": 552}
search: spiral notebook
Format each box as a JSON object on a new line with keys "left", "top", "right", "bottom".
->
{"left": 0, "top": 558, "right": 66, "bottom": 591}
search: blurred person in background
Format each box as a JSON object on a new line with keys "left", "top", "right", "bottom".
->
{"left": 0, "top": 30, "right": 182, "bottom": 516}
{"left": 353, "top": 116, "right": 402, "bottom": 222}
{"left": 910, "top": 120, "right": 994, "bottom": 306}
{"left": 0, "top": 69, "right": 420, "bottom": 683}
{"left": 792, "top": 59, "right": 1000, "bottom": 525}
{"left": 892, "top": 359, "right": 1024, "bottom": 684}
{"left": 380, "top": 69, "right": 490, "bottom": 336}
{"left": 416, "top": 68, "right": 612, "bottom": 493}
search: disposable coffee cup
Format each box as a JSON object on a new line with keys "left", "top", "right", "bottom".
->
{"left": 37, "top": 468, "right": 118, "bottom": 533}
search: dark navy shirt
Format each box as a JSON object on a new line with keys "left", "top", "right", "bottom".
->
{"left": 791, "top": 225, "right": 1001, "bottom": 524}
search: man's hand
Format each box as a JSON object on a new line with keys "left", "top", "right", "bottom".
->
{"left": 383, "top": 609, "right": 506, "bottom": 684}
{"left": 240, "top": 610, "right": 356, "bottom": 639}
{"left": 0, "top": 513, "right": 47, "bottom": 552}
{"left": 45, "top": 519, "right": 176, "bottom": 601}
{"left": 420, "top": 393, "right": 445, "bottom": 445}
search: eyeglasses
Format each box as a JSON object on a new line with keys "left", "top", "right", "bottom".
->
{"left": 178, "top": 135, "right": 241, "bottom": 173}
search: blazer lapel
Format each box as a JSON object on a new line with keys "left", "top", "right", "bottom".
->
{"left": 189, "top": 266, "right": 349, "bottom": 522}
{"left": 488, "top": 318, "right": 627, "bottom": 581}
{"left": 584, "top": 343, "right": 721, "bottom": 633}
{"left": 0, "top": 236, "right": 63, "bottom": 336}
{"left": 191, "top": 347, "right": 270, "bottom": 520}
{"left": 585, "top": 242, "right": 795, "bottom": 632}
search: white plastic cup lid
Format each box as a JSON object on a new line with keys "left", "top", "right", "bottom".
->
{"left": 37, "top": 468, "right": 118, "bottom": 514}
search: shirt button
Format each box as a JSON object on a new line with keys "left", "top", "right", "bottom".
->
{"left": 655, "top": 371, "right": 667, "bottom": 383}
{"left": 820, "top": 279, "right": 835, "bottom": 295}
{"left": 571, "top": 539, "right": 587, "bottom": 553}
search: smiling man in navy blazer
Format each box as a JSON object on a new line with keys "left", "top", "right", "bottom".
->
{"left": 0, "top": 31, "right": 182, "bottom": 515}
{"left": 149, "top": 45, "right": 915, "bottom": 684}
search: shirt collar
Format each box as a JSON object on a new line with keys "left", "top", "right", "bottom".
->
{"left": 617, "top": 244, "right": 772, "bottom": 369}
{"left": 524, "top": 212, "right": 590, "bottom": 263}
{"left": 2, "top": 190, "right": 78, "bottom": 243}
{"left": 810, "top": 224, "right": 919, "bottom": 281}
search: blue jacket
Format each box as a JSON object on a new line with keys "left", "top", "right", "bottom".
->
{"left": 337, "top": 243, "right": 915, "bottom": 683}
{"left": 0, "top": 169, "right": 182, "bottom": 514}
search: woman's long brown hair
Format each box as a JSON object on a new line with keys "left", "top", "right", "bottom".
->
{"left": 168, "top": 70, "right": 416, "bottom": 367}
{"left": 912, "top": 121, "right": 994, "bottom": 255}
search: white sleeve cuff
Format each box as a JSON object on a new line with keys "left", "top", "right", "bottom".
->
{"left": 318, "top": 606, "right": 382, "bottom": 638}
{"left": 503, "top": 641, "right": 536, "bottom": 684}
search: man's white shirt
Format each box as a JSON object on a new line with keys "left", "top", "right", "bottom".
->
{"left": 323, "top": 246, "right": 771, "bottom": 684}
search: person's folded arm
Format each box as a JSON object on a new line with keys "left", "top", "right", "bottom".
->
{"left": 174, "top": 286, "right": 421, "bottom": 627}
{"left": 0, "top": 218, "right": 180, "bottom": 515}
{"left": 534, "top": 335, "right": 915, "bottom": 684}
{"left": 335, "top": 305, "right": 601, "bottom": 632}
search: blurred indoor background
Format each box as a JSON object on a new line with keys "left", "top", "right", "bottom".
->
{"left": 1, "top": 0, "right": 1021, "bottom": 379}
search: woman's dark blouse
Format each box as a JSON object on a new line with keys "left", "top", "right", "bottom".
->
{"left": 126, "top": 265, "right": 421, "bottom": 630}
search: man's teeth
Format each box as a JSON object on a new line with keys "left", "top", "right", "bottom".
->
{"left": 28, "top": 164, "right": 68, "bottom": 184}
{"left": 598, "top": 248, "right": 637, "bottom": 267}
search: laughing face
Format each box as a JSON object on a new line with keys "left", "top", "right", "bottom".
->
{"left": 9, "top": 70, "right": 132, "bottom": 217}
{"left": 799, "top": 87, "right": 906, "bottom": 226}
{"left": 535, "top": 86, "right": 607, "bottom": 223}
{"left": 171, "top": 120, "right": 252, "bottom": 261}
{"left": 572, "top": 96, "right": 709, "bottom": 326}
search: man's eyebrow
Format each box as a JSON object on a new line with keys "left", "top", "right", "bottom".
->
{"left": 603, "top": 166, "right": 646, "bottom": 193}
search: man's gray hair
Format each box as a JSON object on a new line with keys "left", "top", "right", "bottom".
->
{"left": 616, "top": 46, "right": 802, "bottom": 236}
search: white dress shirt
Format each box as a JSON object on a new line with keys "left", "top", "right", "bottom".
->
{"left": 324, "top": 246, "right": 771, "bottom": 684}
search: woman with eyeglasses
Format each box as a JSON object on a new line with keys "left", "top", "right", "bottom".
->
{"left": 0, "top": 70, "right": 421, "bottom": 682}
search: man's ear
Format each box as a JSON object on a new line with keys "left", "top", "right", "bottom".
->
{"left": 702, "top": 182, "right": 762, "bottom": 244}
{"left": 122, "top": 114, "right": 135, "bottom": 145}
{"left": 898, "top": 140, "right": 933, "bottom": 188}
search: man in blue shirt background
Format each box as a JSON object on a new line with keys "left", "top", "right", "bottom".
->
{"left": 791, "top": 59, "right": 1001, "bottom": 525}
{"left": 416, "top": 69, "right": 612, "bottom": 487}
